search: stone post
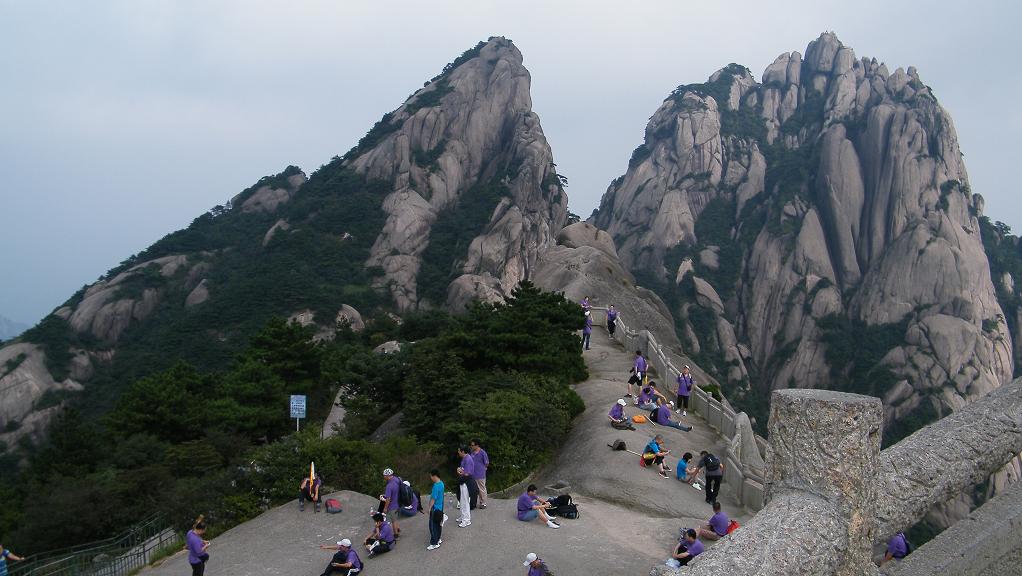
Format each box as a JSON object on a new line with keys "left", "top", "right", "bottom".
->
{"left": 651, "top": 389, "right": 882, "bottom": 576}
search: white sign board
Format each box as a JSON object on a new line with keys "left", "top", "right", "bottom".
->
{"left": 290, "top": 395, "right": 307, "bottom": 419}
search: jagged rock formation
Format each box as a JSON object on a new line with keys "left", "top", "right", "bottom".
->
{"left": 591, "top": 33, "right": 1013, "bottom": 449}
{"left": 0, "top": 36, "right": 566, "bottom": 444}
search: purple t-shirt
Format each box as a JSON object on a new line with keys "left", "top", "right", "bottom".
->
{"left": 634, "top": 355, "right": 647, "bottom": 373}
{"left": 709, "top": 511, "right": 729, "bottom": 535}
{"left": 887, "top": 533, "right": 908, "bottom": 558}
{"left": 677, "top": 374, "right": 693, "bottom": 396}
{"left": 607, "top": 309, "right": 618, "bottom": 322}
{"left": 186, "top": 530, "right": 205, "bottom": 564}
{"left": 384, "top": 476, "right": 401, "bottom": 511}
{"left": 639, "top": 386, "right": 655, "bottom": 404}
{"left": 656, "top": 405, "right": 673, "bottom": 425}
{"left": 583, "top": 315, "right": 593, "bottom": 335}
{"left": 346, "top": 549, "right": 362, "bottom": 570}
{"left": 608, "top": 403, "right": 624, "bottom": 420}
{"left": 528, "top": 561, "right": 548, "bottom": 576}
{"left": 471, "top": 448, "right": 489, "bottom": 480}
{"left": 459, "top": 454, "right": 475, "bottom": 478}
{"left": 517, "top": 492, "right": 536, "bottom": 520}
{"left": 687, "top": 539, "right": 705, "bottom": 556}
{"left": 379, "top": 521, "right": 395, "bottom": 544}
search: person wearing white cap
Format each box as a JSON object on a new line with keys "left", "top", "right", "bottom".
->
{"left": 523, "top": 552, "right": 551, "bottom": 575}
{"left": 608, "top": 398, "right": 636, "bottom": 430}
{"left": 318, "top": 539, "right": 361, "bottom": 575}
{"left": 377, "top": 468, "right": 404, "bottom": 537}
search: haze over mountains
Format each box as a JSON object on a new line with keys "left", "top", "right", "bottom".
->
{"left": 0, "top": 315, "right": 28, "bottom": 341}
{"left": 1, "top": 32, "right": 1020, "bottom": 523}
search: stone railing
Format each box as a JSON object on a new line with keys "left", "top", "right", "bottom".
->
{"left": 650, "top": 377, "right": 1022, "bottom": 576}
{"left": 589, "top": 307, "right": 766, "bottom": 511}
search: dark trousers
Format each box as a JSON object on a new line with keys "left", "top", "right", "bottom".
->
{"left": 321, "top": 567, "right": 356, "bottom": 576}
{"left": 300, "top": 488, "right": 320, "bottom": 503}
{"left": 582, "top": 332, "right": 591, "bottom": 349}
{"left": 677, "top": 394, "right": 689, "bottom": 409}
{"left": 705, "top": 475, "right": 722, "bottom": 503}
{"left": 429, "top": 508, "right": 443, "bottom": 545}
{"left": 190, "top": 562, "right": 206, "bottom": 576}
{"left": 365, "top": 538, "right": 392, "bottom": 556}
{"left": 608, "top": 320, "right": 616, "bottom": 336}
{"left": 611, "top": 420, "right": 635, "bottom": 430}
{"left": 466, "top": 477, "right": 479, "bottom": 509}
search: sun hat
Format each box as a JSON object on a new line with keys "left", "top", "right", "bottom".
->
{"left": 617, "top": 399, "right": 626, "bottom": 406}
{"left": 523, "top": 553, "right": 538, "bottom": 566}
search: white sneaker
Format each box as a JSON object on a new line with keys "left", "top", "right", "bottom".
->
{"left": 547, "top": 521, "right": 560, "bottom": 529}
{"left": 442, "top": 514, "right": 449, "bottom": 526}
{"left": 682, "top": 410, "right": 687, "bottom": 416}
{"left": 458, "top": 521, "right": 471, "bottom": 528}
{"left": 426, "top": 544, "right": 440, "bottom": 551}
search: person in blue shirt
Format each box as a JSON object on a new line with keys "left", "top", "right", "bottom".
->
{"left": 0, "top": 544, "right": 25, "bottom": 576}
{"left": 426, "top": 469, "right": 447, "bottom": 550}
{"left": 676, "top": 452, "right": 693, "bottom": 481}
{"left": 643, "top": 434, "right": 672, "bottom": 478}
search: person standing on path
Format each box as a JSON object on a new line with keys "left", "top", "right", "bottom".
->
{"left": 0, "top": 543, "right": 24, "bottom": 576}
{"left": 606, "top": 305, "right": 618, "bottom": 339}
{"left": 318, "top": 539, "right": 361, "bottom": 576}
{"left": 378, "top": 468, "right": 403, "bottom": 537}
{"left": 580, "top": 296, "right": 591, "bottom": 312}
{"left": 627, "top": 350, "right": 647, "bottom": 399}
{"left": 186, "top": 515, "right": 210, "bottom": 576}
{"left": 676, "top": 366, "right": 694, "bottom": 416}
{"left": 581, "top": 310, "right": 593, "bottom": 350}
{"left": 689, "top": 451, "right": 725, "bottom": 503}
{"left": 470, "top": 439, "right": 490, "bottom": 509}
{"left": 523, "top": 552, "right": 552, "bottom": 575}
{"left": 456, "top": 446, "right": 476, "bottom": 527}
{"left": 426, "top": 469, "right": 446, "bottom": 550}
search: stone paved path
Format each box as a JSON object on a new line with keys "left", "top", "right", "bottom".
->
{"left": 143, "top": 327, "right": 751, "bottom": 576}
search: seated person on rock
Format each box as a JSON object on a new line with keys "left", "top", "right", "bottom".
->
{"left": 676, "top": 452, "right": 694, "bottom": 482}
{"left": 319, "top": 539, "right": 361, "bottom": 576}
{"left": 364, "top": 513, "right": 396, "bottom": 558}
{"left": 643, "top": 434, "right": 672, "bottom": 479}
{"left": 880, "top": 532, "right": 911, "bottom": 565}
{"left": 655, "top": 397, "right": 692, "bottom": 431}
{"left": 670, "top": 528, "right": 704, "bottom": 567}
{"left": 697, "top": 501, "right": 730, "bottom": 541}
{"left": 398, "top": 480, "right": 422, "bottom": 517}
{"left": 300, "top": 472, "right": 323, "bottom": 512}
{"left": 637, "top": 381, "right": 667, "bottom": 410}
{"left": 516, "top": 484, "right": 560, "bottom": 529}
{"left": 608, "top": 398, "right": 636, "bottom": 430}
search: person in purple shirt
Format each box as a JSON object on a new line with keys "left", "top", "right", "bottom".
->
{"left": 398, "top": 480, "right": 422, "bottom": 517}
{"left": 299, "top": 472, "right": 322, "bottom": 512}
{"left": 470, "top": 438, "right": 490, "bottom": 509}
{"left": 655, "top": 397, "right": 693, "bottom": 431}
{"left": 318, "top": 539, "right": 361, "bottom": 576}
{"left": 186, "top": 515, "right": 210, "bottom": 576}
{"left": 608, "top": 398, "right": 636, "bottom": 430}
{"left": 676, "top": 365, "right": 694, "bottom": 416}
{"left": 363, "top": 513, "right": 396, "bottom": 558}
{"left": 671, "top": 529, "right": 703, "bottom": 566}
{"left": 637, "top": 381, "right": 667, "bottom": 410}
{"left": 456, "top": 446, "right": 477, "bottom": 527}
{"left": 523, "top": 552, "right": 552, "bottom": 575}
{"left": 698, "top": 501, "right": 730, "bottom": 540}
{"left": 581, "top": 310, "right": 593, "bottom": 350}
{"left": 606, "top": 304, "right": 618, "bottom": 339}
{"left": 580, "top": 296, "right": 591, "bottom": 311}
{"left": 627, "top": 350, "right": 647, "bottom": 399}
{"left": 880, "top": 532, "right": 910, "bottom": 565}
{"left": 378, "top": 468, "right": 403, "bottom": 537}
{"left": 516, "top": 484, "right": 560, "bottom": 528}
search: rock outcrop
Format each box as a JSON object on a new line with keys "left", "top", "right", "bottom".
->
{"left": 590, "top": 33, "right": 1013, "bottom": 448}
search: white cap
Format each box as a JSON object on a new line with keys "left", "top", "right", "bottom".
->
{"left": 383, "top": 468, "right": 394, "bottom": 476}
{"left": 338, "top": 539, "right": 351, "bottom": 547}
{"left": 402, "top": 480, "right": 411, "bottom": 486}
{"left": 584, "top": 310, "right": 591, "bottom": 316}
{"left": 668, "top": 401, "right": 675, "bottom": 406}
{"left": 523, "top": 553, "right": 538, "bottom": 566}
{"left": 617, "top": 399, "right": 626, "bottom": 406}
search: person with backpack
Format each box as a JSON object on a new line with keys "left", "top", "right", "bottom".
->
{"left": 426, "top": 469, "right": 446, "bottom": 551}
{"left": 523, "top": 552, "right": 552, "bottom": 575}
{"left": 299, "top": 472, "right": 323, "bottom": 513}
{"left": 676, "top": 366, "right": 694, "bottom": 416}
{"left": 608, "top": 398, "right": 636, "bottom": 430}
{"left": 470, "top": 439, "right": 490, "bottom": 509}
{"left": 581, "top": 310, "right": 593, "bottom": 350}
{"left": 456, "top": 446, "right": 477, "bottom": 527}
{"left": 697, "top": 501, "right": 730, "bottom": 541}
{"left": 689, "top": 451, "right": 725, "bottom": 503}
{"left": 606, "top": 305, "right": 618, "bottom": 339}
{"left": 186, "top": 515, "right": 211, "bottom": 576}
{"left": 378, "top": 468, "right": 403, "bottom": 537}
{"left": 318, "top": 539, "right": 361, "bottom": 576}
{"left": 655, "top": 397, "right": 693, "bottom": 432}
{"left": 637, "top": 381, "right": 667, "bottom": 410}
{"left": 516, "top": 484, "right": 560, "bottom": 529}
{"left": 397, "top": 480, "right": 422, "bottom": 517}
{"left": 880, "top": 532, "right": 912, "bottom": 565}
{"left": 643, "top": 434, "right": 672, "bottom": 479}
{"left": 627, "top": 350, "right": 646, "bottom": 400}
{"left": 363, "top": 513, "right": 396, "bottom": 558}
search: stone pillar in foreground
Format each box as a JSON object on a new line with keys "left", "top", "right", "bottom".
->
{"left": 652, "top": 389, "right": 883, "bottom": 576}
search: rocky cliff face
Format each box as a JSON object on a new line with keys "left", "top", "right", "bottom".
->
{"left": 0, "top": 36, "right": 566, "bottom": 444}
{"left": 591, "top": 32, "right": 1014, "bottom": 445}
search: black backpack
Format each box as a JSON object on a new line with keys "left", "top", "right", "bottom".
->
{"left": 649, "top": 408, "right": 659, "bottom": 422}
{"left": 608, "top": 439, "right": 627, "bottom": 451}
{"left": 703, "top": 454, "right": 721, "bottom": 472}
{"left": 397, "top": 480, "right": 413, "bottom": 507}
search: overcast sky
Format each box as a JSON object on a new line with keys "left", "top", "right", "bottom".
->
{"left": 1, "top": 0, "right": 1019, "bottom": 326}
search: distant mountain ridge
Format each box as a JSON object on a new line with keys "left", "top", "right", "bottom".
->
{"left": 0, "top": 315, "right": 28, "bottom": 341}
